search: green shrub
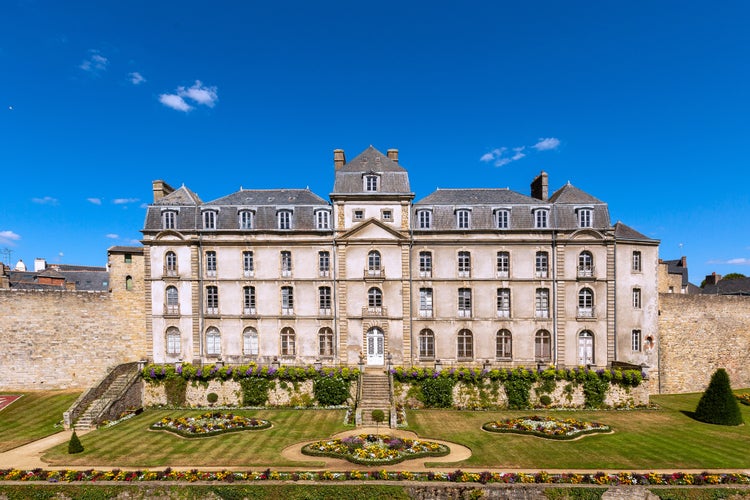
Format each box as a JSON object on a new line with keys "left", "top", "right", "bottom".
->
{"left": 539, "top": 394, "right": 552, "bottom": 406}
{"left": 419, "top": 377, "right": 455, "bottom": 408}
{"left": 164, "top": 377, "right": 187, "bottom": 406}
{"left": 239, "top": 378, "right": 271, "bottom": 406}
{"left": 694, "top": 368, "right": 743, "bottom": 426}
{"left": 582, "top": 377, "right": 610, "bottom": 408}
{"left": 207, "top": 392, "right": 219, "bottom": 404}
{"left": 314, "top": 376, "right": 350, "bottom": 406}
{"left": 68, "top": 431, "right": 83, "bottom": 454}
{"left": 504, "top": 378, "right": 533, "bottom": 409}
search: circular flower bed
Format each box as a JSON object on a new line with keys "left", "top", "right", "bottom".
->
{"left": 150, "top": 412, "right": 271, "bottom": 437}
{"left": 302, "top": 434, "right": 449, "bottom": 465}
{"left": 482, "top": 415, "right": 610, "bottom": 440}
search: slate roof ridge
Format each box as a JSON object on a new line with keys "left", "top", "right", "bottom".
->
{"left": 415, "top": 187, "right": 542, "bottom": 205}
{"left": 206, "top": 188, "right": 329, "bottom": 206}
{"left": 614, "top": 221, "right": 657, "bottom": 242}
{"left": 338, "top": 145, "right": 405, "bottom": 173}
{"left": 154, "top": 185, "right": 203, "bottom": 206}
{"left": 549, "top": 182, "right": 604, "bottom": 204}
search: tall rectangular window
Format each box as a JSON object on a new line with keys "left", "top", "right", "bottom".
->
{"left": 632, "top": 288, "right": 642, "bottom": 309}
{"left": 281, "top": 251, "right": 292, "bottom": 277}
{"left": 206, "top": 285, "right": 219, "bottom": 314}
{"left": 319, "top": 286, "right": 332, "bottom": 315}
{"left": 162, "top": 211, "right": 176, "bottom": 230}
{"left": 419, "top": 251, "right": 432, "bottom": 277}
{"left": 239, "top": 210, "right": 254, "bottom": 229}
{"left": 458, "top": 251, "right": 471, "bottom": 277}
{"left": 318, "top": 251, "right": 330, "bottom": 277}
{"left": 534, "top": 209, "right": 549, "bottom": 229}
{"left": 277, "top": 210, "right": 292, "bottom": 230}
{"left": 495, "top": 209, "right": 510, "bottom": 229}
{"left": 496, "top": 288, "right": 511, "bottom": 318}
{"left": 496, "top": 251, "right": 510, "bottom": 278}
{"left": 535, "top": 288, "right": 550, "bottom": 318}
{"left": 535, "top": 251, "right": 548, "bottom": 278}
{"left": 242, "top": 251, "right": 254, "bottom": 277}
{"left": 419, "top": 288, "right": 433, "bottom": 317}
{"left": 364, "top": 175, "right": 379, "bottom": 191}
{"left": 203, "top": 210, "right": 216, "bottom": 230}
{"left": 577, "top": 208, "right": 593, "bottom": 228}
{"left": 417, "top": 210, "right": 432, "bottom": 229}
{"left": 243, "top": 286, "right": 256, "bottom": 314}
{"left": 315, "top": 210, "right": 330, "bottom": 229}
{"left": 632, "top": 329, "right": 642, "bottom": 351}
{"left": 205, "top": 251, "right": 217, "bottom": 277}
{"left": 456, "top": 209, "right": 471, "bottom": 229}
{"left": 458, "top": 288, "right": 472, "bottom": 317}
{"left": 281, "top": 286, "right": 294, "bottom": 315}
{"left": 632, "top": 251, "right": 642, "bottom": 272}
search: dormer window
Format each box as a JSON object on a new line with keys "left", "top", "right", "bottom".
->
{"left": 202, "top": 210, "right": 217, "bottom": 230}
{"left": 494, "top": 208, "right": 510, "bottom": 229}
{"left": 533, "top": 208, "right": 549, "bottom": 229}
{"left": 576, "top": 207, "right": 593, "bottom": 228}
{"left": 364, "top": 174, "right": 379, "bottom": 192}
{"left": 315, "top": 209, "right": 331, "bottom": 230}
{"left": 239, "top": 210, "right": 255, "bottom": 230}
{"left": 162, "top": 210, "right": 177, "bottom": 230}
{"left": 456, "top": 209, "right": 471, "bottom": 230}
{"left": 417, "top": 209, "right": 432, "bottom": 229}
{"left": 277, "top": 209, "right": 293, "bottom": 230}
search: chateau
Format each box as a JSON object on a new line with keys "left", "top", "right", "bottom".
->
{"left": 142, "top": 146, "right": 659, "bottom": 372}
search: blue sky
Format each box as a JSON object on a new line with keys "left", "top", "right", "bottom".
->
{"left": 2, "top": 1, "right": 749, "bottom": 284}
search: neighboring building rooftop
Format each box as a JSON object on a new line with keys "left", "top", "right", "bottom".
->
{"left": 702, "top": 276, "right": 750, "bottom": 296}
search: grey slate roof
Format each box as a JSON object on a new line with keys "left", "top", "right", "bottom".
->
{"left": 332, "top": 146, "right": 412, "bottom": 194}
{"left": 7, "top": 267, "right": 109, "bottom": 291}
{"left": 107, "top": 246, "right": 144, "bottom": 254}
{"left": 702, "top": 277, "right": 750, "bottom": 296}
{"left": 614, "top": 222, "right": 656, "bottom": 242}
{"left": 206, "top": 189, "right": 328, "bottom": 206}
{"left": 662, "top": 258, "right": 689, "bottom": 287}
{"left": 153, "top": 186, "right": 202, "bottom": 206}
{"left": 549, "top": 183, "right": 604, "bottom": 204}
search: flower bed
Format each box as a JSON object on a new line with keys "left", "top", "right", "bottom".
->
{"left": 1, "top": 468, "right": 749, "bottom": 485}
{"left": 737, "top": 393, "right": 750, "bottom": 406}
{"left": 301, "top": 434, "right": 449, "bottom": 465}
{"left": 482, "top": 416, "right": 610, "bottom": 440}
{"left": 150, "top": 412, "right": 271, "bottom": 437}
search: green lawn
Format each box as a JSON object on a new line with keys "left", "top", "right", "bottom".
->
{"left": 43, "top": 408, "right": 350, "bottom": 467}
{"left": 0, "top": 390, "right": 80, "bottom": 452}
{"left": 406, "top": 390, "right": 750, "bottom": 469}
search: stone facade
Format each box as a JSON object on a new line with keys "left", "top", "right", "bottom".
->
{"left": 0, "top": 247, "right": 146, "bottom": 390}
{"left": 658, "top": 293, "right": 750, "bottom": 393}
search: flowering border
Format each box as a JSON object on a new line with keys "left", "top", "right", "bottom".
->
{"left": 301, "top": 434, "right": 449, "bottom": 465}
{"left": 737, "top": 393, "right": 750, "bottom": 406}
{"left": 142, "top": 363, "right": 359, "bottom": 383}
{"left": 150, "top": 412, "right": 271, "bottom": 438}
{"left": 1, "top": 469, "right": 749, "bottom": 485}
{"left": 482, "top": 416, "right": 610, "bottom": 440}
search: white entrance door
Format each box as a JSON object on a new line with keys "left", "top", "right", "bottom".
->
{"left": 578, "top": 331, "right": 594, "bottom": 365}
{"left": 366, "top": 328, "right": 385, "bottom": 365}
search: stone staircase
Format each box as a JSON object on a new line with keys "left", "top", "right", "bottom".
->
{"left": 357, "top": 370, "right": 391, "bottom": 427}
{"left": 65, "top": 363, "right": 141, "bottom": 431}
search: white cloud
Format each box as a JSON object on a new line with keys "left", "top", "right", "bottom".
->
{"left": 79, "top": 50, "right": 109, "bottom": 74}
{"left": 511, "top": 146, "right": 526, "bottom": 161}
{"left": 128, "top": 72, "right": 146, "bottom": 85}
{"left": 179, "top": 80, "right": 218, "bottom": 107}
{"left": 160, "top": 80, "right": 219, "bottom": 112}
{"left": 32, "top": 196, "right": 58, "bottom": 205}
{"left": 0, "top": 230, "right": 21, "bottom": 246}
{"left": 113, "top": 198, "right": 139, "bottom": 205}
{"left": 533, "top": 137, "right": 561, "bottom": 151}
{"left": 128, "top": 239, "right": 141, "bottom": 245}
{"left": 105, "top": 233, "right": 119, "bottom": 239}
{"left": 87, "top": 197, "right": 102, "bottom": 205}
{"left": 707, "top": 258, "right": 750, "bottom": 265}
{"left": 159, "top": 93, "right": 192, "bottom": 112}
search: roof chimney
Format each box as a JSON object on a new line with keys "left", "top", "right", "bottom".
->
{"left": 152, "top": 180, "right": 175, "bottom": 202}
{"left": 387, "top": 149, "right": 399, "bottom": 163}
{"left": 680, "top": 256, "right": 687, "bottom": 268}
{"left": 334, "top": 149, "right": 346, "bottom": 170}
{"left": 531, "top": 171, "right": 549, "bottom": 201}
{"left": 34, "top": 258, "right": 47, "bottom": 272}
{"left": 704, "top": 272, "right": 722, "bottom": 286}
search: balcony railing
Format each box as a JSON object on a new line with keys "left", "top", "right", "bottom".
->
{"left": 165, "top": 304, "right": 180, "bottom": 316}
{"left": 577, "top": 266, "right": 595, "bottom": 279}
{"left": 362, "top": 306, "right": 387, "bottom": 317}
{"left": 577, "top": 308, "right": 595, "bottom": 318}
{"left": 364, "top": 268, "right": 385, "bottom": 279}
{"left": 419, "top": 308, "right": 433, "bottom": 318}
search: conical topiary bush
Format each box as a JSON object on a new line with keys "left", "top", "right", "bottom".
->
{"left": 68, "top": 430, "right": 84, "bottom": 454}
{"left": 694, "top": 368, "right": 743, "bottom": 426}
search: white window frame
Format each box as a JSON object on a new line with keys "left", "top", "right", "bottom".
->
{"left": 458, "top": 251, "right": 471, "bottom": 278}
{"left": 280, "top": 327, "right": 296, "bottom": 356}
{"left": 535, "top": 251, "right": 549, "bottom": 278}
{"left": 202, "top": 210, "right": 217, "bottom": 230}
{"left": 319, "top": 328, "right": 334, "bottom": 357}
{"left": 496, "top": 251, "right": 510, "bottom": 278}
{"left": 242, "top": 250, "right": 254, "bottom": 277}
{"left": 631, "top": 329, "right": 642, "bottom": 351}
{"left": 243, "top": 286, "right": 256, "bottom": 315}
{"left": 533, "top": 208, "right": 549, "bottom": 229}
{"left": 238, "top": 210, "right": 255, "bottom": 230}
{"left": 578, "top": 288, "right": 594, "bottom": 317}
{"left": 166, "top": 327, "right": 181, "bottom": 355}
{"left": 165, "top": 285, "right": 179, "bottom": 315}
{"left": 456, "top": 209, "right": 471, "bottom": 230}
{"left": 419, "top": 287, "right": 433, "bottom": 317}
{"left": 577, "top": 207, "right": 593, "bottom": 228}
{"left": 417, "top": 209, "right": 432, "bottom": 229}
{"left": 165, "top": 251, "right": 178, "bottom": 277}
{"left": 535, "top": 330, "right": 552, "bottom": 361}
{"left": 367, "top": 250, "right": 381, "bottom": 275}
{"left": 457, "top": 329, "right": 473, "bottom": 359}
{"left": 496, "top": 288, "right": 511, "bottom": 318}
{"left": 632, "top": 251, "right": 642, "bottom": 272}
{"left": 277, "top": 209, "right": 293, "bottom": 230}
{"left": 206, "top": 327, "right": 221, "bottom": 356}
{"left": 319, "top": 286, "right": 332, "bottom": 316}
{"left": 368, "top": 287, "right": 383, "bottom": 309}
{"left": 496, "top": 329, "right": 512, "bottom": 360}
{"left": 206, "top": 285, "right": 219, "bottom": 315}
{"left": 205, "top": 251, "right": 217, "bottom": 277}
{"left": 535, "top": 288, "right": 550, "bottom": 318}
{"left": 458, "top": 288, "right": 472, "bottom": 317}
{"left": 281, "top": 286, "right": 294, "bottom": 315}
{"left": 162, "top": 210, "right": 177, "bottom": 230}
{"left": 578, "top": 251, "right": 594, "bottom": 277}
{"left": 315, "top": 209, "right": 331, "bottom": 230}
{"left": 633, "top": 288, "right": 642, "bottom": 309}
{"left": 243, "top": 327, "right": 259, "bottom": 356}
{"left": 418, "top": 329, "right": 435, "bottom": 360}
{"left": 494, "top": 209, "right": 510, "bottom": 229}
{"left": 318, "top": 251, "right": 330, "bottom": 277}
{"left": 419, "top": 251, "right": 432, "bottom": 278}
{"left": 280, "top": 250, "right": 292, "bottom": 277}
{"left": 364, "top": 174, "right": 379, "bottom": 192}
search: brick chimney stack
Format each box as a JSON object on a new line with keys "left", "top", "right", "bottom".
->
{"left": 704, "top": 272, "right": 722, "bottom": 286}
{"left": 152, "top": 180, "right": 175, "bottom": 202}
{"left": 387, "top": 149, "right": 399, "bottom": 163}
{"left": 334, "top": 149, "right": 346, "bottom": 170}
{"left": 531, "top": 171, "right": 549, "bottom": 201}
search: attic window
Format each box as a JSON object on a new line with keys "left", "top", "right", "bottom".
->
{"left": 353, "top": 209, "right": 364, "bottom": 221}
{"left": 202, "top": 210, "right": 218, "bottom": 230}
{"left": 124, "top": 254, "right": 132, "bottom": 264}
{"left": 533, "top": 208, "right": 549, "bottom": 229}
{"left": 381, "top": 209, "right": 392, "bottom": 221}
{"left": 364, "top": 174, "right": 379, "bottom": 192}
{"left": 162, "top": 210, "right": 177, "bottom": 230}
{"left": 576, "top": 207, "right": 593, "bottom": 228}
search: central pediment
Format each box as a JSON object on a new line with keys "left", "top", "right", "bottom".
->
{"left": 336, "top": 218, "right": 408, "bottom": 242}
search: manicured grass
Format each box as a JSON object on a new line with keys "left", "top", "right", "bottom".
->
{"left": 43, "top": 408, "right": 349, "bottom": 467}
{"left": 0, "top": 390, "right": 80, "bottom": 452}
{"left": 405, "top": 390, "right": 750, "bottom": 469}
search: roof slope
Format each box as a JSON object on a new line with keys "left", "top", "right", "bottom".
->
{"left": 415, "top": 188, "right": 541, "bottom": 206}
{"left": 549, "top": 183, "right": 604, "bottom": 204}
{"left": 206, "top": 189, "right": 328, "bottom": 206}
{"left": 332, "top": 146, "right": 412, "bottom": 194}
{"left": 153, "top": 185, "right": 202, "bottom": 206}
{"left": 614, "top": 222, "right": 656, "bottom": 242}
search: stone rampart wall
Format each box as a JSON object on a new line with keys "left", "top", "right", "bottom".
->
{"left": 0, "top": 289, "right": 147, "bottom": 390}
{"left": 658, "top": 293, "right": 750, "bottom": 393}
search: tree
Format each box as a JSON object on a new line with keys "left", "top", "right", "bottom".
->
{"left": 371, "top": 409, "right": 386, "bottom": 434}
{"left": 694, "top": 368, "right": 743, "bottom": 426}
{"left": 722, "top": 273, "right": 746, "bottom": 281}
{"left": 68, "top": 430, "right": 84, "bottom": 454}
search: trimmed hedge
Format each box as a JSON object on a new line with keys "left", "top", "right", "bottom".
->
{"left": 694, "top": 368, "right": 743, "bottom": 426}
{"left": 142, "top": 363, "right": 359, "bottom": 383}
